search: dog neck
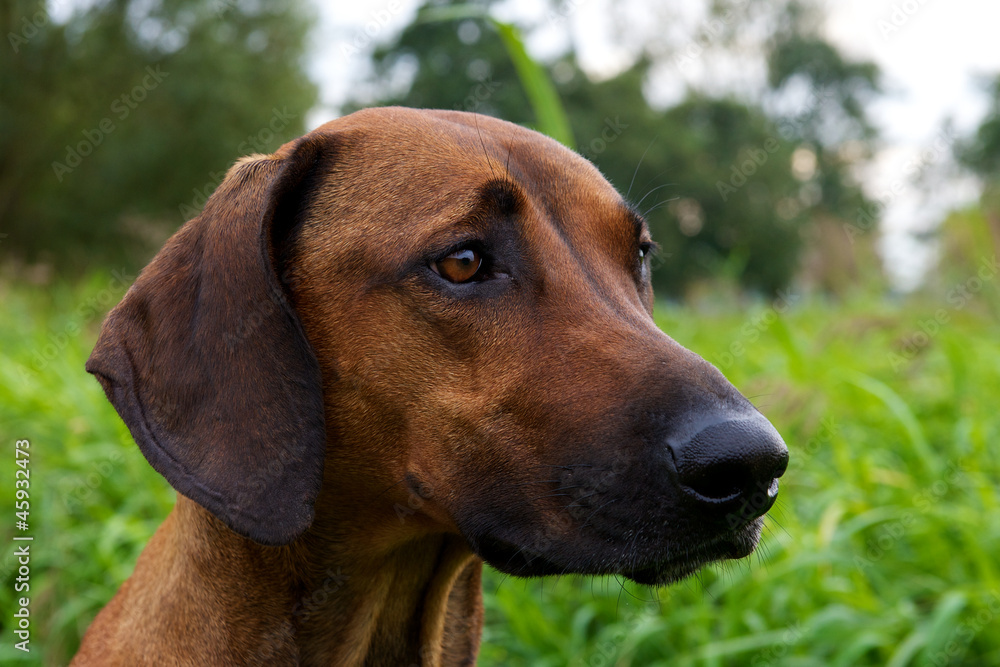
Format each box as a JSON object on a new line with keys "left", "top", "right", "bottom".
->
{"left": 293, "top": 505, "right": 484, "bottom": 665}
{"left": 81, "top": 495, "right": 483, "bottom": 666}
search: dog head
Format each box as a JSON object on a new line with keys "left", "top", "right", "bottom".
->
{"left": 88, "top": 107, "right": 787, "bottom": 585}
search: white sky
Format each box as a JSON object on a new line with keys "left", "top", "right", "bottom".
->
{"left": 303, "top": 0, "right": 1000, "bottom": 288}
{"left": 824, "top": 0, "right": 1000, "bottom": 287}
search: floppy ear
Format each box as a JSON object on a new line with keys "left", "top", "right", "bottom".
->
{"left": 86, "top": 137, "right": 329, "bottom": 545}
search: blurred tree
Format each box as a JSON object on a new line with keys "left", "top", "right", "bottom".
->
{"left": 955, "top": 76, "right": 1000, "bottom": 178}
{"left": 357, "top": 4, "right": 530, "bottom": 123}
{"left": 352, "top": 0, "right": 879, "bottom": 296}
{"left": 0, "top": 0, "right": 317, "bottom": 270}
{"left": 763, "top": 1, "right": 883, "bottom": 293}
{"left": 955, "top": 74, "right": 1000, "bottom": 256}
{"left": 765, "top": 1, "right": 880, "bottom": 213}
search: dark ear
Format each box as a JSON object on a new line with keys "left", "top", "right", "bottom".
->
{"left": 86, "top": 138, "right": 329, "bottom": 545}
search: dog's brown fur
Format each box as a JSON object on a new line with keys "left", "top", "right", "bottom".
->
{"left": 74, "top": 107, "right": 786, "bottom": 666}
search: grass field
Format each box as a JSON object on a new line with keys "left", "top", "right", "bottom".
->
{"left": 1, "top": 268, "right": 998, "bottom": 665}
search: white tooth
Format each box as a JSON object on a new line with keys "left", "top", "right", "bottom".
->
{"left": 767, "top": 478, "right": 779, "bottom": 498}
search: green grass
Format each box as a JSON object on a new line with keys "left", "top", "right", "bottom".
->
{"left": 2, "top": 273, "right": 998, "bottom": 665}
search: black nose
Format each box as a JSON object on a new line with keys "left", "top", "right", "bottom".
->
{"left": 668, "top": 414, "right": 789, "bottom": 519}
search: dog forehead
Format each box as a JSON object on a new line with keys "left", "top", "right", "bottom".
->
{"left": 292, "top": 107, "right": 635, "bottom": 267}
{"left": 308, "top": 106, "right": 567, "bottom": 159}
{"left": 306, "top": 107, "right": 618, "bottom": 201}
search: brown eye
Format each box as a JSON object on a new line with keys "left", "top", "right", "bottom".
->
{"left": 432, "top": 248, "right": 483, "bottom": 283}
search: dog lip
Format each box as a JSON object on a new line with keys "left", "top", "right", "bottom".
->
{"left": 624, "top": 521, "right": 764, "bottom": 586}
{"left": 473, "top": 520, "right": 763, "bottom": 584}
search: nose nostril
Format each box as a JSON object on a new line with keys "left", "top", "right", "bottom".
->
{"left": 681, "top": 461, "right": 749, "bottom": 501}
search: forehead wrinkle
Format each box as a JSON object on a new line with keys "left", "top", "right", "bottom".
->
{"left": 536, "top": 183, "right": 631, "bottom": 263}
{"left": 416, "top": 190, "right": 511, "bottom": 249}
{"left": 505, "top": 149, "right": 622, "bottom": 245}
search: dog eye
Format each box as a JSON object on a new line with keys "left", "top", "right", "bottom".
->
{"left": 432, "top": 248, "right": 483, "bottom": 283}
{"left": 637, "top": 242, "right": 657, "bottom": 279}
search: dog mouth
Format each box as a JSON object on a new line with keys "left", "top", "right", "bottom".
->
{"left": 470, "top": 517, "right": 764, "bottom": 586}
{"left": 622, "top": 521, "right": 763, "bottom": 586}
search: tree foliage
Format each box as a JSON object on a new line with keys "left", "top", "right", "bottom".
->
{"left": 956, "top": 76, "right": 1000, "bottom": 179}
{"left": 1, "top": 0, "right": 317, "bottom": 269}
{"left": 950, "top": 75, "right": 1000, "bottom": 274}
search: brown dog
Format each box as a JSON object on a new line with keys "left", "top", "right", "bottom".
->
{"left": 74, "top": 107, "right": 788, "bottom": 666}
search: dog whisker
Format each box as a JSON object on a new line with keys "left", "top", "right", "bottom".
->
{"left": 509, "top": 479, "right": 561, "bottom": 487}
{"left": 625, "top": 135, "right": 659, "bottom": 200}
{"left": 642, "top": 196, "right": 679, "bottom": 218}
{"left": 632, "top": 181, "right": 676, "bottom": 211}
{"left": 526, "top": 492, "right": 574, "bottom": 501}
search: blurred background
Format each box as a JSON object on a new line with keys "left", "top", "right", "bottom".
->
{"left": 1, "top": 0, "right": 998, "bottom": 664}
